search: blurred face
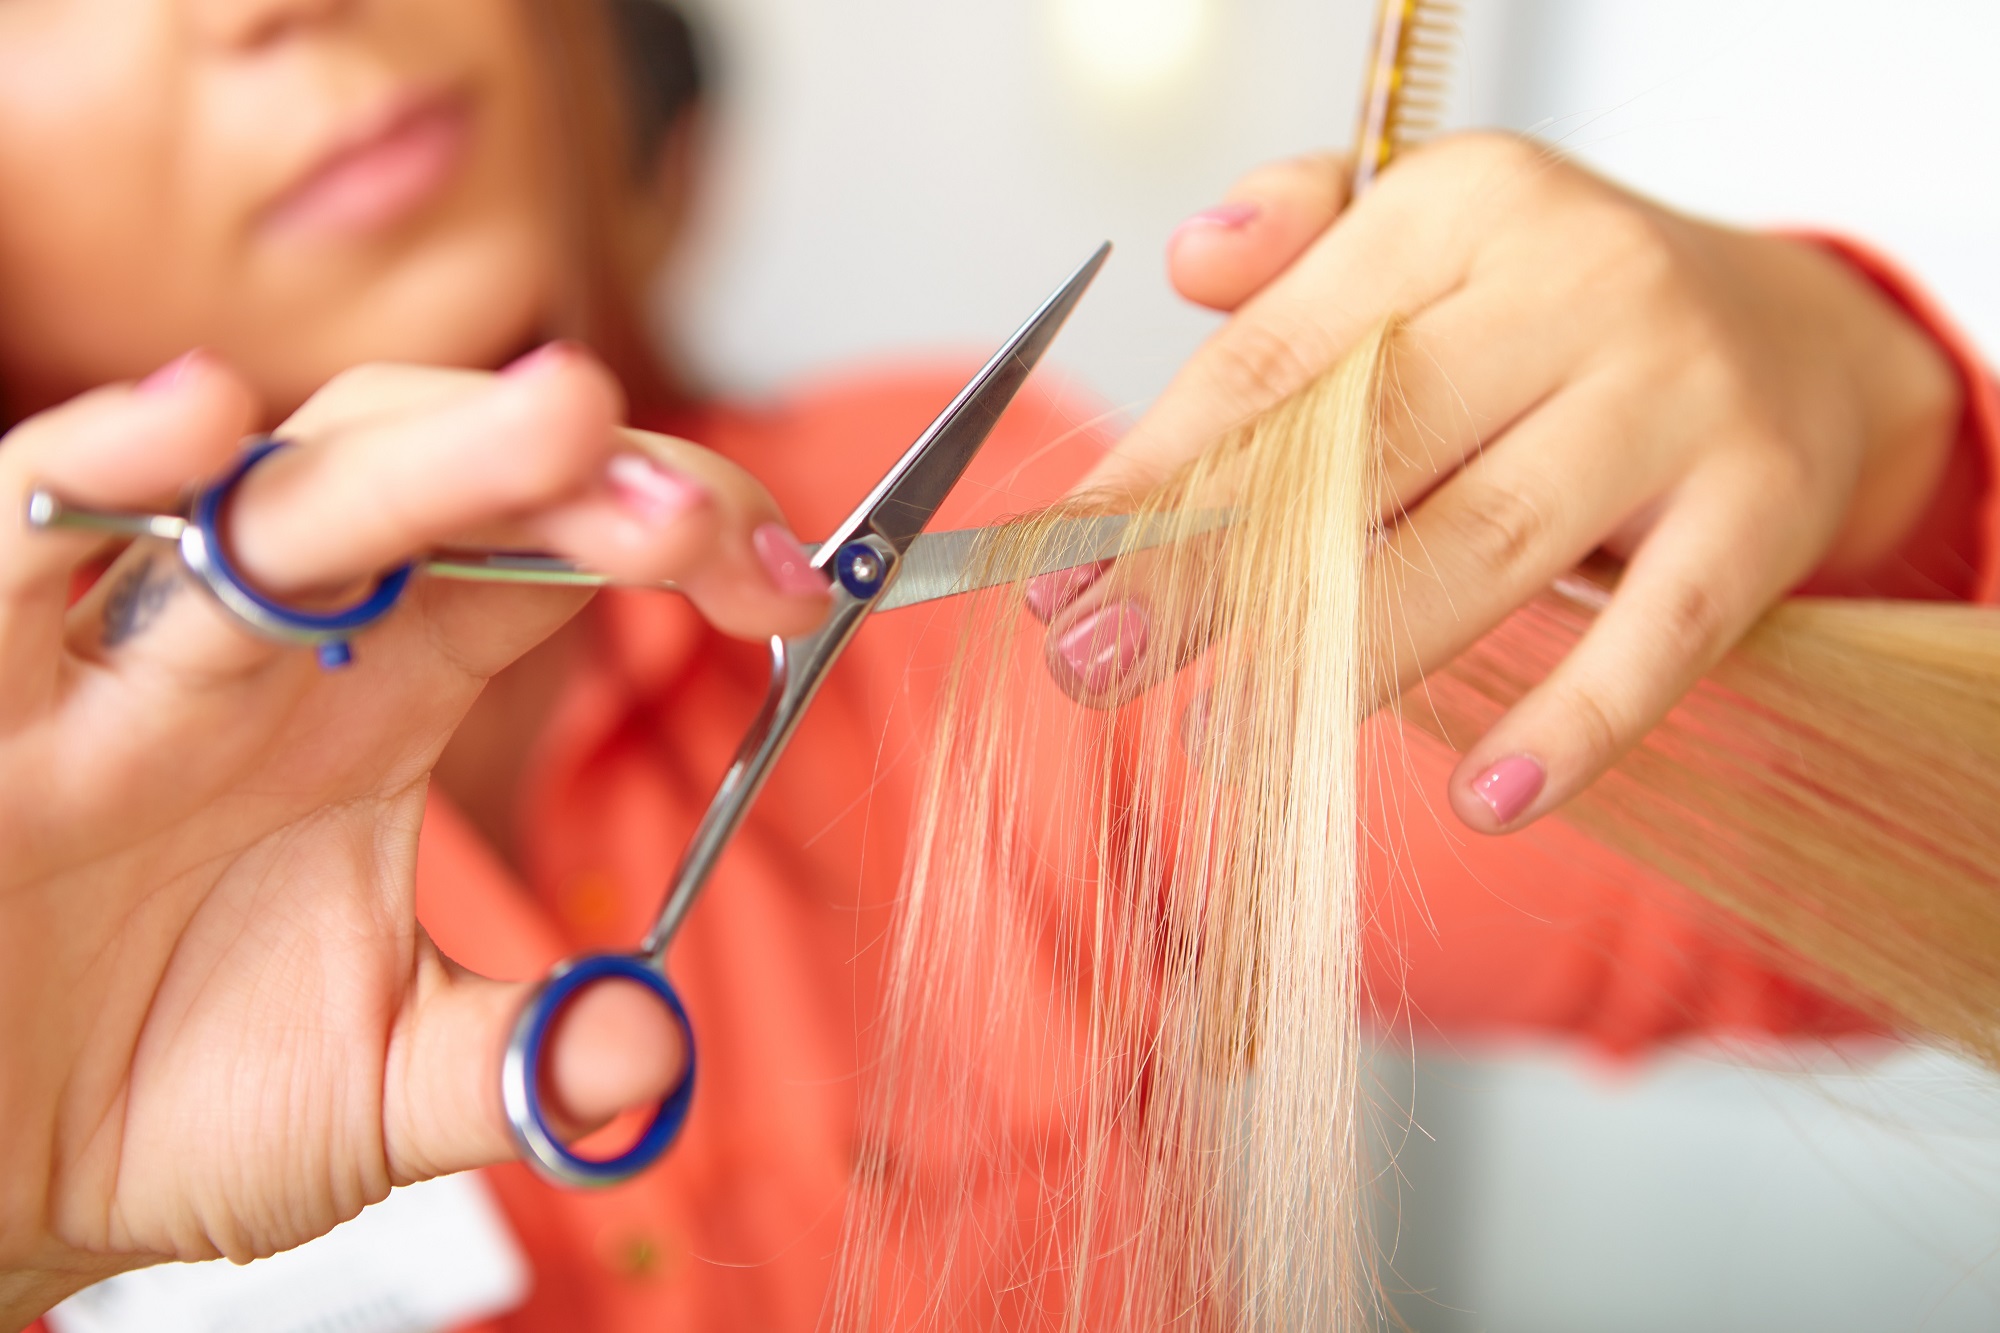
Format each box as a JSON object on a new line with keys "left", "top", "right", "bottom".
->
{"left": 0, "top": 0, "right": 562, "bottom": 417}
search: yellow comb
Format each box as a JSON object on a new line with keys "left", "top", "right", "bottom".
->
{"left": 1352, "top": 0, "right": 1462, "bottom": 195}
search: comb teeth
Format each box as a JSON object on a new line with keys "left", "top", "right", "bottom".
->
{"left": 1385, "top": 0, "right": 1461, "bottom": 151}
{"left": 1351, "top": 0, "right": 1461, "bottom": 192}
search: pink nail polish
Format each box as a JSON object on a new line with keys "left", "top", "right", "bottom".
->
{"left": 1471, "top": 754, "right": 1546, "bottom": 825}
{"left": 137, "top": 350, "right": 205, "bottom": 395}
{"left": 501, "top": 340, "right": 580, "bottom": 378}
{"left": 1056, "top": 601, "right": 1149, "bottom": 693}
{"left": 607, "top": 454, "right": 706, "bottom": 525}
{"left": 1170, "top": 203, "right": 1260, "bottom": 248}
{"left": 753, "top": 523, "right": 830, "bottom": 597}
{"left": 1025, "top": 560, "right": 1110, "bottom": 623}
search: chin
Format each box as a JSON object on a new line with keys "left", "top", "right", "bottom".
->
{"left": 252, "top": 212, "right": 557, "bottom": 415}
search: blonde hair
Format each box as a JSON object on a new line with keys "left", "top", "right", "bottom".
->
{"left": 1414, "top": 578, "right": 2000, "bottom": 1065}
{"left": 833, "top": 323, "right": 2000, "bottom": 1328}
{"left": 834, "top": 327, "right": 1394, "bottom": 1329}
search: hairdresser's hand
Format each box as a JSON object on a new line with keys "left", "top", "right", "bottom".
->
{"left": 0, "top": 346, "right": 829, "bottom": 1321}
{"left": 1036, "top": 134, "right": 1962, "bottom": 834}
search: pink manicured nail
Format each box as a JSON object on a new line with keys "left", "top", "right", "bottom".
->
{"left": 1471, "top": 755, "right": 1546, "bottom": 825}
{"left": 753, "top": 523, "right": 830, "bottom": 597}
{"left": 607, "top": 454, "right": 706, "bottom": 525}
{"left": 1025, "top": 560, "right": 1110, "bottom": 623}
{"left": 137, "top": 350, "right": 205, "bottom": 395}
{"left": 1170, "top": 203, "right": 1260, "bottom": 248}
{"left": 1056, "top": 601, "right": 1149, "bottom": 693}
{"left": 501, "top": 340, "right": 580, "bottom": 378}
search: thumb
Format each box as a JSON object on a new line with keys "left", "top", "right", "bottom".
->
{"left": 381, "top": 947, "right": 689, "bottom": 1182}
{"left": 1167, "top": 151, "right": 1350, "bottom": 312}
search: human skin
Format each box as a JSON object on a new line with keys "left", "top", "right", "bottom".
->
{"left": 0, "top": 0, "right": 555, "bottom": 419}
{"left": 0, "top": 1, "right": 827, "bottom": 1323}
{"left": 1036, "top": 139, "right": 1963, "bottom": 835}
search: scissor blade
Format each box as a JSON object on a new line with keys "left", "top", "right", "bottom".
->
{"left": 817, "top": 243, "right": 1112, "bottom": 558}
{"left": 878, "top": 510, "right": 1232, "bottom": 613}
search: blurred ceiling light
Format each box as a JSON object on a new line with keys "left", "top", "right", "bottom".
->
{"left": 1050, "top": 0, "right": 1209, "bottom": 97}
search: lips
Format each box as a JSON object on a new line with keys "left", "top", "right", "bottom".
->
{"left": 264, "top": 89, "right": 472, "bottom": 241}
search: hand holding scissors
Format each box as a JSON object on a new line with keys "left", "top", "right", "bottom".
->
{"left": 0, "top": 334, "right": 850, "bottom": 1290}
{"left": 28, "top": 244, "right": 1230, "bottom": 1187}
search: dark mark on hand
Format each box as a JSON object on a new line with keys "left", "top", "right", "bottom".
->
{"left": 101, "top": 555, "right": 182, "bottom": 648}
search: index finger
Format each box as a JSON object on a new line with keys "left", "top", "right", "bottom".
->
{"left": 1087, "top": 133, "right": 1548, "bottom": 496}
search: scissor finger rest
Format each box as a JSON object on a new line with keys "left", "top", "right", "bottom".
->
{"left": 182, "top": 437, "right": 413, "bottom": 668}
{"left": 502, "top": 953, "right": 698, "bottom": 1188}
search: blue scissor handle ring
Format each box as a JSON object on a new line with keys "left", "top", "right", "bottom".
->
{"left": 179, "top": 436, "right": 414, "bottom": 669}
{"left": 502, "top": 953, "right": 697, "bottom": 1188}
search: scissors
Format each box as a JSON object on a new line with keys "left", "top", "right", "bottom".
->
{"left": 28, "top": 243, "right": 1227, "bottom": 1185}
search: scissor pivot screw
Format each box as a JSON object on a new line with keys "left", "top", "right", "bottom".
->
{"left": 834, "top": 540, "right": 891, "bottom": 600}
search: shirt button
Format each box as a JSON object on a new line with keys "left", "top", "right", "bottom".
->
{"left": 598, "top": 1226, "right": 674, "bottom": 1281}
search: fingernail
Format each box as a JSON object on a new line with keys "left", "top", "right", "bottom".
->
{"left": 1025, "top": 560, "right": 1110, "bottom": 623}
{"left": 753, "top": 522, "right": 830, "bottom": 597}
{"left": 501, "top": 340, "right": 581, "bottom": 378}
{"left": 607, "top": 454, "right": 707, "bottom": 526}
{"left": 137, "top": 350, "right": 206, "bottom": 395}
{"left": 1471, "top": 754, "right": 1546, "bottom": 825}
{"left": 1170, "top": 202, "right": 1260, "bottom": 248}
{"left": 1056, "top": 601, "right": 1149, "bottom": 693}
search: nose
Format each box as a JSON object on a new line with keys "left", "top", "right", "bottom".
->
{"left": 186, "top": 0, "right": 353, "bottom": 50}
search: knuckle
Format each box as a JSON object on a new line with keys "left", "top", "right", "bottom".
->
{"left": 1440, "top": 479, "right": 1556, "bottom": 578}
{"left": 1751, "top": 445, "right": 1821, "bottom": 501}
{"left": 1251, "top": 151, "right": 1350, "bottom": 211}
{"left": 1383, "top": 133, "right": 1569, "bottom": 256}
{"left": 1456, "top": 129, "right": 1544, "bottom": 171}
{"left": 1407, "top": 131, "right": 1556, "bottom": 205}
{"left": 1205, "top": 319, "right": 1328, "bottom": 413}
{"left": 1653, "top": 576, "right": 1736, "bottom": 665}
{"left": 1554, "top": 680, "right": 1629, "bottom": 767}
{"left": 294, "top": 362, "right": 491, "bottom": 441}
{"left": 1653, "top": 342, "right": 1783, "bottom": 455}
{"left": 312, "top": 362, "right": 406, "bottom": 403}
{"left": 1587, "top": 205, "right": 1686, "bottom": 300}
{"left": 1413, "top": 129, "right": 1529, "bottom": 173}
{"left": 496, "top": 433, "right": 594, "bottom": 505}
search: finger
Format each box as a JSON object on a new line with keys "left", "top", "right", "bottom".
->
{"left": 1093, "top": 133, "right": 1557, "bottom": 496}
{"left": 542, "top": 978, "right": 689, "bottom": 1130}
{"left": 531, "top": 428, "right": 832, "bottom": 641}
{"left": 1168, "top": 152, "right": 1351, "bottom": 312}
{"left": 383, "top": 951, "right": 689, "bottom": 1183}
{"left": 1373, "top": 375, "right": 1673, "bottom": 698}
{"left": 230, "top": 344, "right": 625, "bottom": 589}
{"left": 1042, "top": 376, "right": 1657, "bottom": 711}
{"left": 1374, "top": 278, "right": 1588, "bottom": 518}
{"left": 0, "top": 353, "right": 258, "bottom": 713}
{"left": 1442, "top": 461, "right": 1817, "bottom": 832}
{"left": 1038, "top": 533, "right": 1224, "bottom": 708}
{"left": 59, "top": 350, "right": 624, "bottom": 685}
{"left": 1043, "top": 589, "right": 1157, "bottom": 708}
{"left": 1034, "top": 277, "right": 1590, "bottom": 703}
{"left": 284, "top": 358, "right": 830, "bottom": 639}
{"left": 233, "top": 349, "right": 829, "bottom": 641}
